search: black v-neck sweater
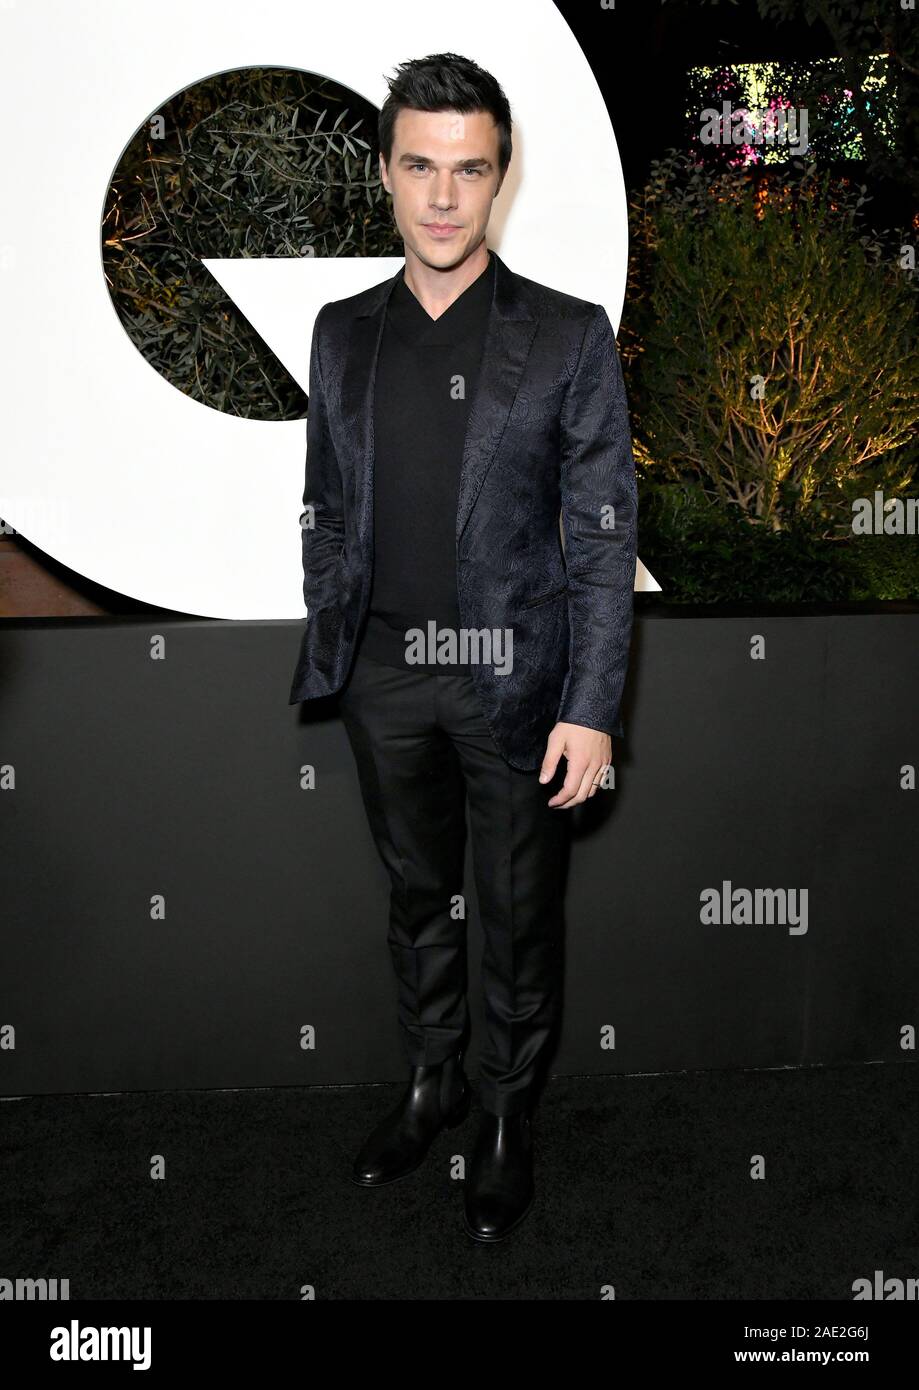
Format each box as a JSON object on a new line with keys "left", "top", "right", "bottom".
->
{"left": 359, "top": 250, "right": 495, "bottom": 672}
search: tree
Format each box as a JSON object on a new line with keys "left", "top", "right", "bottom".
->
{"left": 622, "top": 154, "right": 919, "bottom": 537}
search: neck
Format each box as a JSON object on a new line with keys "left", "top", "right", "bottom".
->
{"left": 402, "top": 241, "right": 490, "bottom": 320}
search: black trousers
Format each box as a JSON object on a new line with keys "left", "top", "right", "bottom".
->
{"left": 338, "top": 647, "right": 569, "bottom": 1117}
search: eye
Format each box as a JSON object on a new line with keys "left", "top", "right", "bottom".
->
{"left": 407, "top": 163, "right": 482, "bottom": 176}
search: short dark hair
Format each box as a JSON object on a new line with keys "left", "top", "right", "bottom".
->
{"left": 378, "top": 52, "right": 513, "bottom": 182}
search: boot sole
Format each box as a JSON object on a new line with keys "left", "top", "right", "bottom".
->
{"left": 350, "top": 1086, "right": 471, "bottom": 1187}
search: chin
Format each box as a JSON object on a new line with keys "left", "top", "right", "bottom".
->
{"left": 417, "top": 242, "right": 464, "bottom": 266}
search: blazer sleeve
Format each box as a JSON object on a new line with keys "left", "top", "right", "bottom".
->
{"left": 556, "top": 302, "right": 638, "bottom": 739}
{"left": 299, "top": 304, "right": 346, "bottom": 616}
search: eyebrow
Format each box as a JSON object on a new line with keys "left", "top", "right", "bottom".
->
{"left": 397, "top": 153, "right": 493, "bottom": 169}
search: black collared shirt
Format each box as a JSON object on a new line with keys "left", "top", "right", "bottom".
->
{"left": 358, "top": 250, "right": 495, "bottom": 672}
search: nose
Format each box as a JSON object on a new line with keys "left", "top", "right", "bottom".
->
{"left": 430, "top": 170, "right": 457, "bottom": 212}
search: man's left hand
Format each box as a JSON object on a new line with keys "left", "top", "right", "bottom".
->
{"left": 539, "top": 723, "right": 612, "bottom": 808}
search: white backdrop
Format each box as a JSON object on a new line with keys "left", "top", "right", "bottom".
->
{"left": 0, "top": 0, "right": 657, "bottom": 617}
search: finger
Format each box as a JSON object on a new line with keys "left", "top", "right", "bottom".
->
{"left": 548, "top": 758, "right": 590, "bottom": 808}
{"left": 573, "top": 761, "right": 601, "bottom": 805}
{"left": 588, "top": 763, "right": 609, "bottom": 798}
{"left": 539, "top": 731, "right": 565, "bottom": 785}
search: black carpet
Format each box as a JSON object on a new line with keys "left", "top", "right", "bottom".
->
{"left": 2, "top": 1062, "right": 917, "bottom": 1300}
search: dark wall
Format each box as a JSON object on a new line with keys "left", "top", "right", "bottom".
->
{"left": 1, "top": 610, "right": 917, "bottom": 1098}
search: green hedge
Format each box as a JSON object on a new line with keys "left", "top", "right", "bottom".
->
{"left": 638, "top": 478, "right": 919, "bottom": 602}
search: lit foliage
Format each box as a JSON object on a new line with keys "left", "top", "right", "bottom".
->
{"left": 621, "top": 154, "right": 919, "bottom": 540}
{"left": 686, "top": 0, "right": 919, "bottom": 204}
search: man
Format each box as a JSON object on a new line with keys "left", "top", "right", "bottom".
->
{"left": 288, "top": 52, "right": 637, "bottom": 1242}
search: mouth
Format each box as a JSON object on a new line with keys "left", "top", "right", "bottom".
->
{"left": 423, "top": 223, "right": 460, "bottom": 237}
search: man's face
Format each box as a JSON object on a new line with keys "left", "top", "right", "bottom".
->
{"left": 379, "top": 107, "right": 503, "bottom": 270}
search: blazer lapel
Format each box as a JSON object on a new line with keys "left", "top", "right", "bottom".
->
{"left": 339, "top": 248, "right": 537, "bottom": 562}
{"left": 455, "top": 252, "right": 537, "bottom": 541}
{"left": 339, "top": 267, "right": 400, "bottom": 566}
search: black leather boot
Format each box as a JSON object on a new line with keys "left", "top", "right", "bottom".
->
{"left": 463, "top": 1110, "right": 534, "bottom": 1241}
{"left": 351, "top": 1051, "right": 470, "bottom": 1186}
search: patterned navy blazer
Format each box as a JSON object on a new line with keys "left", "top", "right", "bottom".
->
{"left": 288, "top": 249, "right": 638, "bottom": 772}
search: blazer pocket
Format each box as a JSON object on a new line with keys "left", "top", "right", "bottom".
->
{"left": 522, "top": 582, "right": 568, "bottom": 609}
